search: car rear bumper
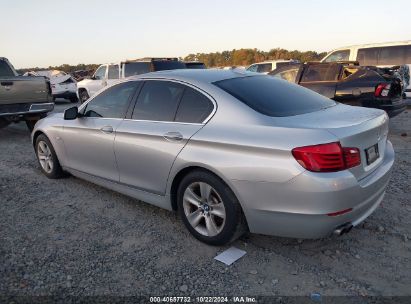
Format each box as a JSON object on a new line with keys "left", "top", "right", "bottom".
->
{"left": 376, "top": 101, "right": 407, "bottom": 118}
{"left": 232, "top": 140, "right": 395, "bottom": 239}
{"left": 53, "top": 91, "right": 77, "bottom": 99}
{"left": 0, "top": 102, "right": 54, "bottom": 117}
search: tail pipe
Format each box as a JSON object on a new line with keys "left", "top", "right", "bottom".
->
{"left": 334, "top": 222, "right": 353, "bottom": 236}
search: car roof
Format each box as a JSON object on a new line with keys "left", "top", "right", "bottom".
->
{"left": 128, "top": 69, "right": 254, "bottom": 84}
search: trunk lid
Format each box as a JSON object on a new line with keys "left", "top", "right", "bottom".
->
{"left": 274, "top": 103, "right": 389, "bottom": 180}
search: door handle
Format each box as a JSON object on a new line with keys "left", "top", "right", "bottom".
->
{"left": 163, "top": 131, "right": 183, "bottom": 141}
{"left": 100, "top": 126, "right": 113, "bottom": 134}
{"left": 1, "top": 81, "right": 13, "bottom": 86}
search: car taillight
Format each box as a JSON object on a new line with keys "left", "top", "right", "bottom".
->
{"left": 292, "top": 142, "right": 361, "bottom": 172}
{"left": 375, "top": 83, "right": 390, "bottom": 97}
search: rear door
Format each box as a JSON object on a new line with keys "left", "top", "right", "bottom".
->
{"left": 115, "top": 80, "right": 215, "bottom": 195}
{"left": 298, "top": 63, "right": 340, "bottom": 99}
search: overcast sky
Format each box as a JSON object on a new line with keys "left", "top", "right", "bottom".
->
{"left": 1, "top": 0, "right": 410, "bottom": 68}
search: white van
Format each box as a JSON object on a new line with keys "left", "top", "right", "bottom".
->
{"left": 321, "top": 41, "right": 411, "bottom": 97}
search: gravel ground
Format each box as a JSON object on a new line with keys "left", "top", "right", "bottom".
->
{"left": 0, "top": 101, "right": 410, "bottom": 300}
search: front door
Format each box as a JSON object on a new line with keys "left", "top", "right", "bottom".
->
{"left": 62, "top": 81, "right": 138, "bottom": 181}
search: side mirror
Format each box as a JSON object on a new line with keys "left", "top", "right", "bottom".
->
{"left": 64, "top": 106, "right": 79, "bottom": 120}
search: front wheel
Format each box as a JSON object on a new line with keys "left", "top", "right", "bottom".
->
{"left": 79, "top": 90, "right": 89, "bottom": 103}
{"left": 177, "top": 170, "right": 247, "bottom": 245}
{"left": 35, "top": 134, "right": 64, "bottom": 179}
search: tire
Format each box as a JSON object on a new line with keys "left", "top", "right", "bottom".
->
{"left": 0, "top": 118, "right": 10, "bottom": 129}
{"left": 70, "top": 97, "right": 79, "bottom": 103}
{"left": 25, "top": 120, "right": 38, "bottom": 132}
{"left": 177, "top": 170, "right": 247, "bottom": 245}
{"left": 35, "top": 134, "right": 64, "bottom": 179}
{"left": 79, "top": 90, "right": 89, "bottom": 104}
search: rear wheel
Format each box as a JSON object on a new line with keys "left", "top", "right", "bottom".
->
{"left": 79, "top": 90, "right": 89, "bottom": 103}
{"left": 25, "top": 120, "right": 37, "bottom": 132}
{"left": 35, "top": 134, "right": 64, "bottom": 179}
{"left": 177, "top": 170, "right": 247, "bottom": 245}
{"left": 0, "top": 118, "right": 10, "bottom": 129}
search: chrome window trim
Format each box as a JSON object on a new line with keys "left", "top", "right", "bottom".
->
{"left": 78, "top": 78, "right": 217, "bottom": 125}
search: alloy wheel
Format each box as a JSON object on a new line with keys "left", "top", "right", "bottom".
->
{"left": 37, "top": 140, "right": 54, "bottom": 174}
{"left": 182, "top": 182, "right": 226, "bottom": 237}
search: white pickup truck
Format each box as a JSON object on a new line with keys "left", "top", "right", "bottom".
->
{"left": 76, "top": 58, "right": 186, "bottom": 103}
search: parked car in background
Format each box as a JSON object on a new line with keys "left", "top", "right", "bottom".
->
{"left": 246, "top": 60, "right": 299, "bottom": 74}
{"left": 270, "top": 61, "right": 406, "bottom": 117}
{"left": 184, "top": 61, "right": 206, "bottom": 69}
{"left": 321, "top": 41, "right": 411, "bottom": 98}
{"left": 32, "top": 70, "right": 394, "bottom": 245}
{"left": 76, "top": 58, "right": 186, "bottom": 103}
{"left": 24, "top": 70, "right": 78, "bottom": 103}
{"left": 0, "top": 57, "right": 53, "bottom": 131}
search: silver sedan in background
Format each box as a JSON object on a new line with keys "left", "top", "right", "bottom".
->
{"left": 32, "top": 70, "right": 394, "bottom": 245}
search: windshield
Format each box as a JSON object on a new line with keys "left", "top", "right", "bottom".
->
{"left": 214, "top": 76, "right": 336, "bottom": 117}
{"left": 0, "top": 60, "right": 16, "bottom": 77}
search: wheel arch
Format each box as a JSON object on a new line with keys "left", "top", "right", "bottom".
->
{"left": 169, "top": 165, "right": 246, "bottom": 216}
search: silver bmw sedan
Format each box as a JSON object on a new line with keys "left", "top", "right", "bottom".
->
{"left": 32, "top": 69, "right": 394, "bottom": 245}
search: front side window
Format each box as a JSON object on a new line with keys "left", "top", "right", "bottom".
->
{"left": 175, "top": 88, "right": 214, "bottom": 123}
{"left": 0, "top": 60, "right": 15, "bottom": 77}
{"left": 124, "top": 62, "right": 151, "bottom": 77}
{"left": 300, "top": 64, "right": 340, "bottom": 82}
{"left": 357, "top": 48, "right": 379, "bottom": 65}
{"left": 108, "top": 65, "right": 119, "bottom": 79}
{"left": 323, "top": 50, "right": 350, "bottom": 62}
{"left": 214, "top": 76, "right": 335, "bottom": 117}
{"left": 83, "top": 81, "right": 138, "bottom": 118}
{"left": 132, "top": 81, "right": 185, "bottom": 121}
{"left": 94, "top": 65, "right": 107, "bottom": 80}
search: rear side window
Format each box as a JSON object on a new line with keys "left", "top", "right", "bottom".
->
{"left": 108, "top": 65, "right": 119, "bottom": 79}
{"left": 214, "top": 76, "right": 335, "bottom": 117}
{"left": 357, "top": 48, "right": 379, "bottom": 65}
{"left": 378, "top": 46, "right": 407, "bottom": 65}
{"left": 83, "top": 81, "right": 137, "bottom": 119}
{"left": 246, "top": 64, "right": 258, "bottom": 72}
{"left": 132, "top": 81, "right": 185, "bottom": 121}
{"left": 323, "top": 50, "right": 350, "bottom": 62}
{"left": 175, "top": 88, "right": 214, "bottom": 123}
{"left": 300, "top": 64, "right": 340, "bottom": 82}
{"left": 0, "top": 60, "right": 15, "bottom": 77}
{"left": 124, "top": 62, "right": 151, "bottom": 77}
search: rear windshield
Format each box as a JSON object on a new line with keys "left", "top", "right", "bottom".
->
{"left": 152, "top": 61, "right": 186, "bottom": 71}
{"left": 214, "top": 76, "right": 336, "bottom": 117}
{"left": 124, "top": 62, "right": 151, "bottom": 77}
{"left": 0, "top": 60, "right": 16, "bottom": 77}
{"left": 185, "top": 62, "right": 206, "bottom": 69}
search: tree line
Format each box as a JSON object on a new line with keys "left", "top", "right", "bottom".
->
{"left": 183, "top": 48, "right": 327, "bottom": 67}
{"left": 17, "top": 48, "right": 328, "bottom": 73}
